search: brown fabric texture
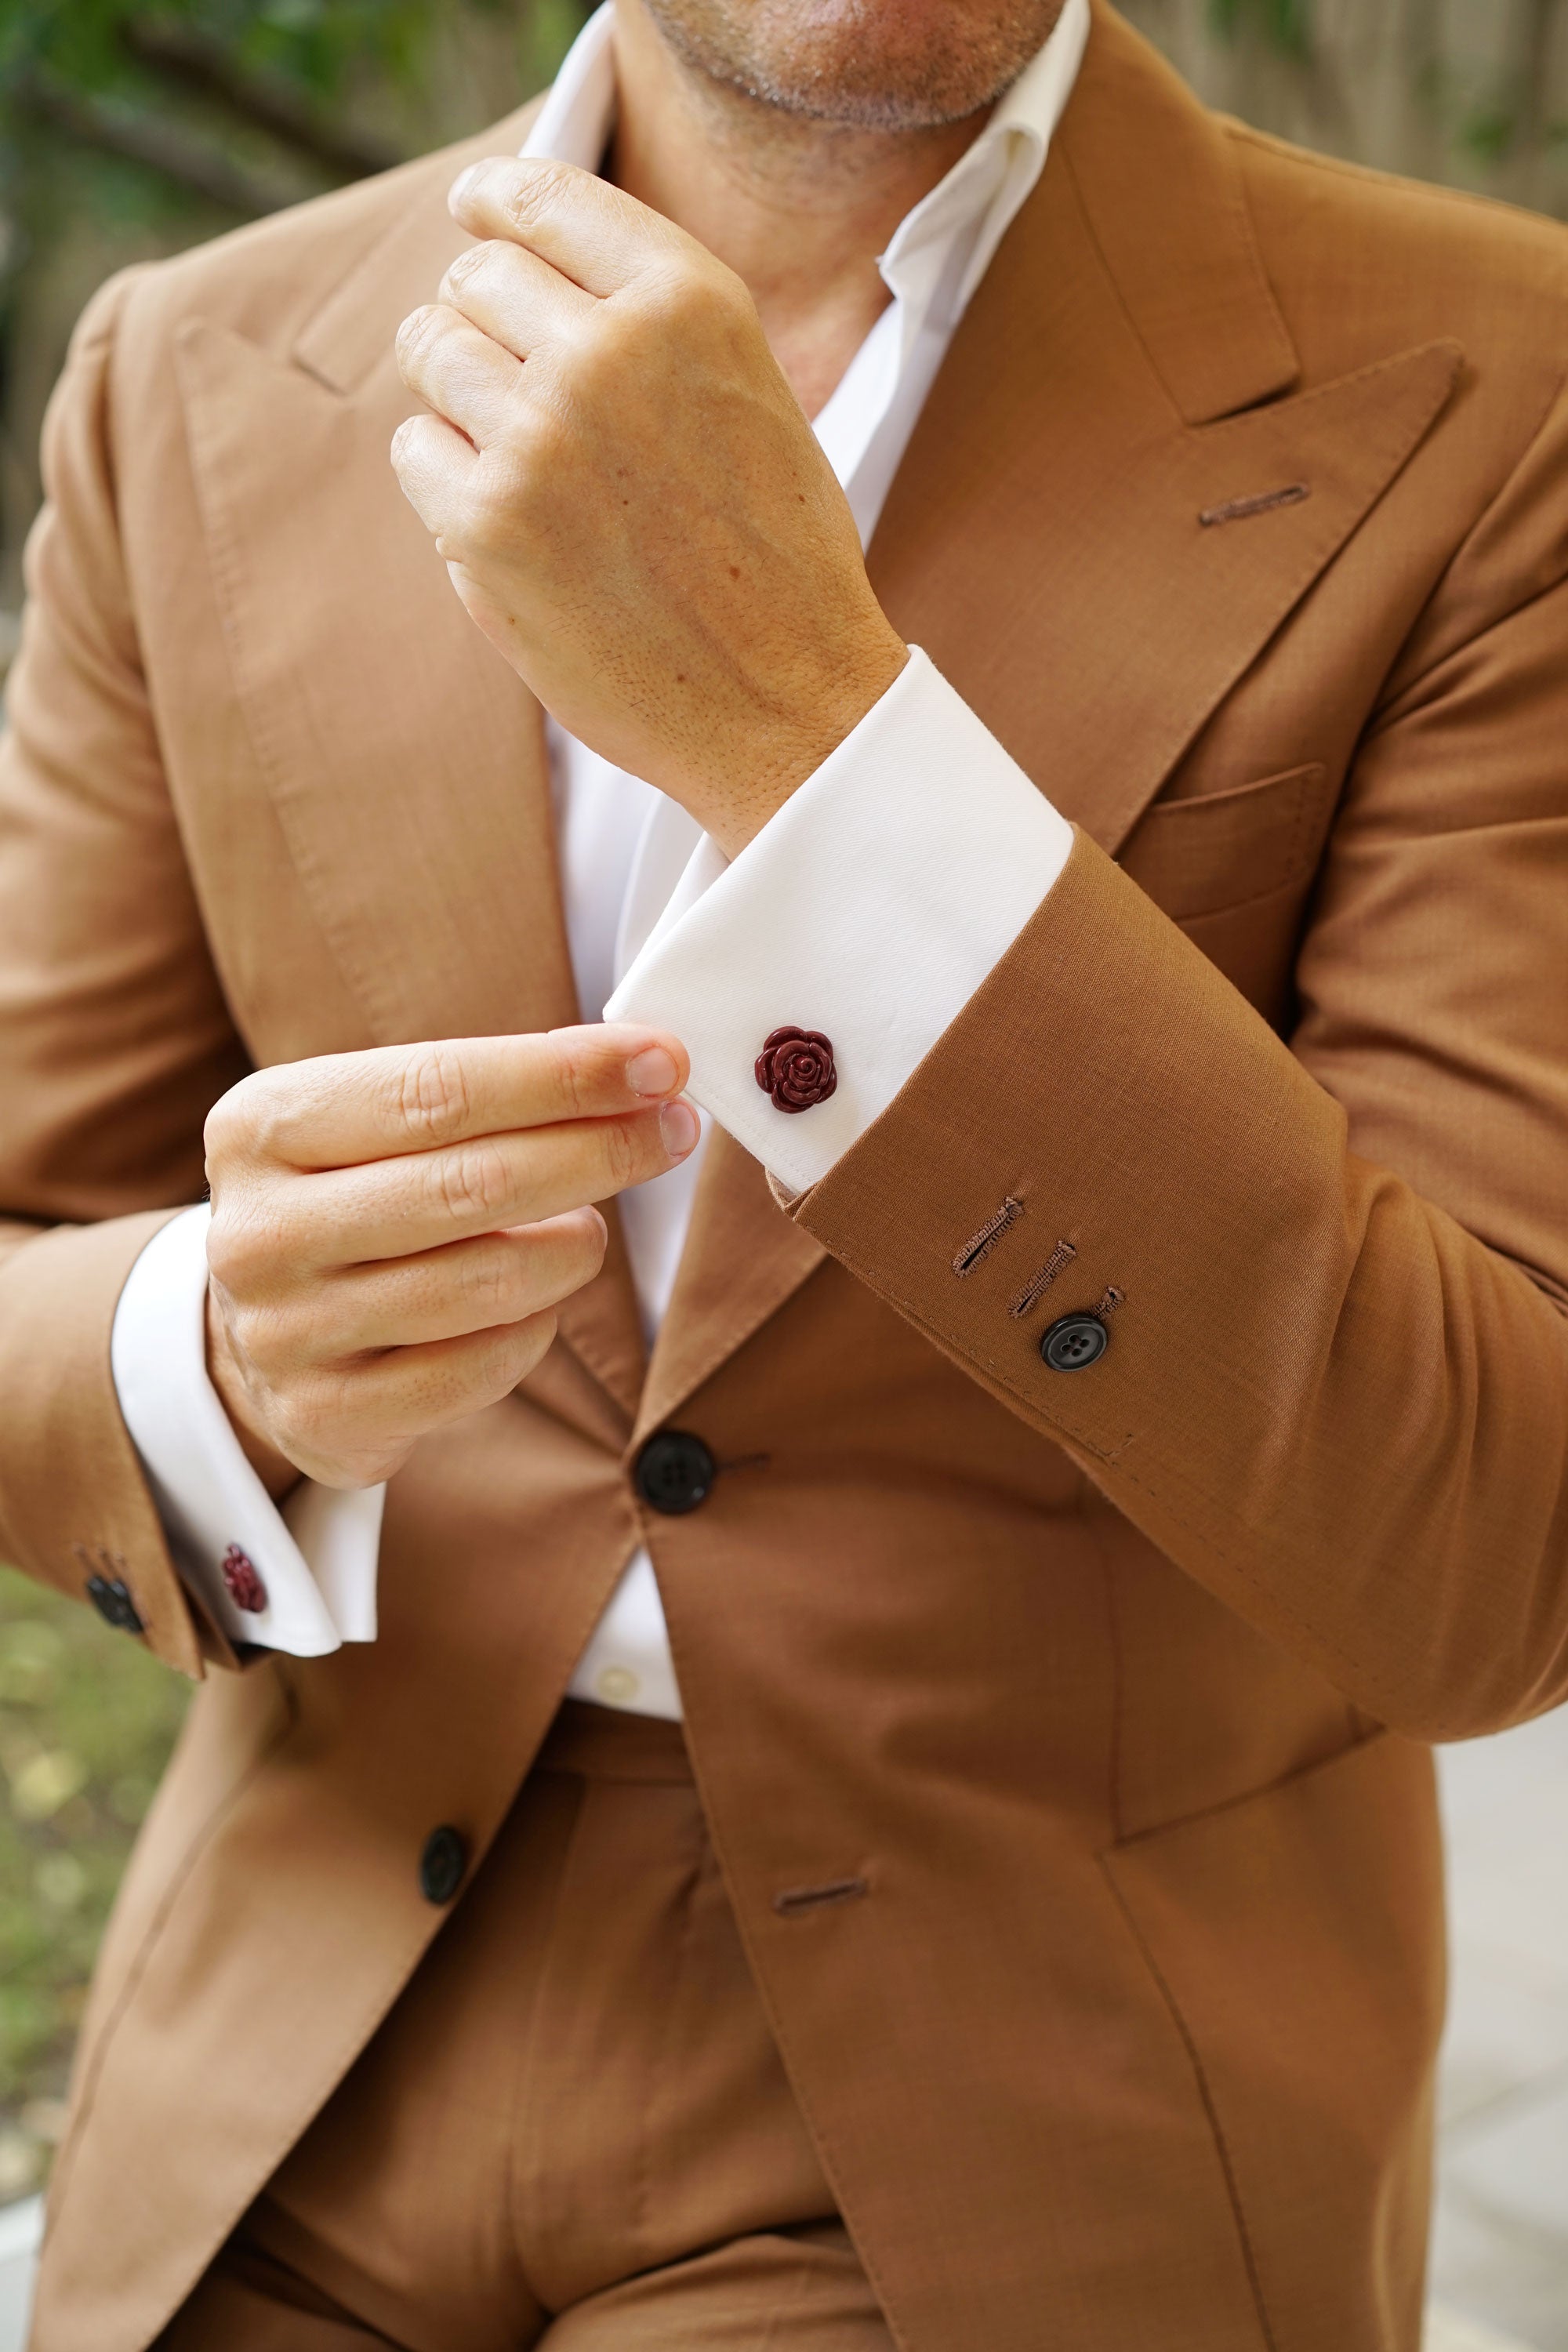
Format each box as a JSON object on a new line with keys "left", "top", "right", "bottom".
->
{"left": 2, "top": 4, "right": 1566, "bottom": 2347}
{"left": 154, "top": 1704, "right": 892, "bottom": 2352}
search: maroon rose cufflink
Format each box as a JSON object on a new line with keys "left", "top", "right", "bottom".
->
{"left": 755, "top": 1028, "right": 837, "bottom": 1112}
{"left": 221, "top": 1544, "right": 268, "bottom": 1613}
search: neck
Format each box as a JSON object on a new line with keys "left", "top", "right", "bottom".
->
{"left": 606, "top": 0, "right": 993, "bottom": 417}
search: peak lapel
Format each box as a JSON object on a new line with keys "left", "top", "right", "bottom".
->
{"left": 646, "top": 0, "right": 1461, "bottom": 1421}
{"left": 868, "top": 0, "right": 1461, "bottom": 861}
{"left": 175, "top": 152, "right": 645, "bottom": 1419}
{"left": 633, "top": 1127, "right": 826, "bottom": 1445}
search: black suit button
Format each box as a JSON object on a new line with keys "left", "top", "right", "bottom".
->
{"left": 1041, "top": 1313, "right": 1109, "bottom": 1372}
{"left": 85, "top": 1574, "right": 145, "bottom": 1634}
{"left": 419, "top": 1825, "right": 468, "bottom": 1905}
{"left": 633, "top": 1430, "right": 717, "bottom": 1516}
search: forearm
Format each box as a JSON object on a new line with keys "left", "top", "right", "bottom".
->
{"left": 789, "top": 831, "right": 1568, "bottom": 1740}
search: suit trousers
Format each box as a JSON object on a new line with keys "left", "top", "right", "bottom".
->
{"left": 154, "top": 1701, "right": 892, "bottom": 2351}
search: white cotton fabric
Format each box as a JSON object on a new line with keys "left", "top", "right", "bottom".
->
{"left": 604, "top": 650, "right": 1072, "bottom": 1191}
{"left": 110, "top": 0, "right": 1087, "bottom": 1708}
{"left": 111, "top": 1203, "right": 382, "bottom": 1652}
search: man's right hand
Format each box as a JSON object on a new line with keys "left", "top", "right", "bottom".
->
{"left": 201, "top": 1025, "right": 695, "bottom": 1497}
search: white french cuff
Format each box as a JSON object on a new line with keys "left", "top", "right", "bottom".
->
{"left": 110, "top": 1204, "right": 383, "bottom": 1656}
{"left": 605, "top": 647, "right": 1074, "bottom": 1192}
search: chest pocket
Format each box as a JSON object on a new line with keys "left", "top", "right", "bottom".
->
{"left": 1117, "top": 762, "right": 1332, "bottom": 1025}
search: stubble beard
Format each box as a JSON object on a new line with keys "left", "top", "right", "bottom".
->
{"left": 638, "top": 0, "right": 1071, "bottom": 134}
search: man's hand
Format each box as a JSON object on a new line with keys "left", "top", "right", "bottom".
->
{"left": 203, "top": 1025, "right": 695, "bottom": 1497}
{"left": 390, "top": 158, "right": 908, "bottom": 858}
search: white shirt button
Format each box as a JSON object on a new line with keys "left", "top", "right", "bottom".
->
{"left": 595, "top": 1664, "right": 641, "bottom": 1708}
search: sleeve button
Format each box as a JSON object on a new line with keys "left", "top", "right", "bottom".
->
{"left": 1040, "top": 1313, "right": 1109, "bottom": 1371}
{"left": 419, "top": 1825, "right": 469, "bottom": 1905}
{"left": 84, "top": 1573, "right": 145, "bottom": 1634}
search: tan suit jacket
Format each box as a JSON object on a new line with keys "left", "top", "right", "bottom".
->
{"left": 3, "top": 7, "right": 1567, "bottom": 2347}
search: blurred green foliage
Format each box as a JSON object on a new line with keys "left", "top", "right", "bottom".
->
{"left": 0, "top": 1563, "right": 189, "bottom": 2197}
{"left": 1210, "top": 0, "right": 1313, "bottom": 57}
{"left": 0, "top": 0, "right": 589, "bottom": 227}
{"left": 0, "top": 0, "right": 588, "bottom": 593}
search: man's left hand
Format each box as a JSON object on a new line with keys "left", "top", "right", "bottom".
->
{"left": 392, "top": 157, "right": 908, "bottom": 857}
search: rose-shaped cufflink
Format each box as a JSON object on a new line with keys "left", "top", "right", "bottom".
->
{"left": 221, "top": 1543, "right": 269, "bottom": 1613}
{"left": 754, "top": 1027, "right": 837, "bottom": 1112}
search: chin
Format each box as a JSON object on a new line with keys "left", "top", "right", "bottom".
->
{"left": 644, "top": 0, "right": 1068, "bottom": 131}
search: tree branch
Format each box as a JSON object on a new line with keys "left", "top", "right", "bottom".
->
{"left": 18, "top": 68, "right": 299, "bottom": 216}
{"left": 122, "top": 19, "right": 404, "bottom": 182}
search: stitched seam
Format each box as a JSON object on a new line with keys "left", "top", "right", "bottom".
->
{"left": 1105, "top": 1726, "right": 1389, "bottom": 1854}
{"left": 1099, "top": 1860, "right": 1279, "bottom": 2352}
{"left": 637, "top": 1255, "right": 829, "bottom": 1431}
{"left": 808, "top": 1243, "right": 1419, "bottom": 1718}
{"left": 1137, "top": 768, "right": 1331, "bottom": 925}
{"left": 503, "top": 1769, "right": 590, "bottom": 2312}
{"left": 173, "top": 332, "right": 389, "bottom": 1038}
{"left": 1226, "top": 113, "right": 1568, "bottom": 229}
{"left": 1060, "top": 124, "right": 1291, "bottom": 430}
{"left": 1199, "top": 482, "right": 1309, "bottom": 526}
{"left": 1080, "top": 1486, "right": 1126, "bottom": 1847}
{"left": 139, "top": 1919, "right": 504, "bottom": 2339}
{"left": 646, "top": 1686, "right": 916, "bottom": 2352}
{"left": 773, "top": 1875, "right": 871, "bottom": 1917}
{"left": 1010, "top": 1240, "right": 1076, "bottom": 1319}
{"left": 47, "top": 1677, "right": 299, "bottom": 2213}
{"left": 953, "top": 1195, "right": 1024, "bottom": 1276}
{"left": 1196, "top": 336, "right": 1462, "bottom": 434}
{"left": 633, "top": 1793, "right": 706, "bottom": 2267}
{"left": 1140, "top": 762, "right": 1324, "bottom": 823}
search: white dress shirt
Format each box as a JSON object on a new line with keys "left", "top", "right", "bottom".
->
{"left": 110, "top": 0, "right": 1087, "bottom": 1714}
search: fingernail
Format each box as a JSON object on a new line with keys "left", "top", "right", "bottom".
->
{"left": 448, "top": 163, "right": 481, "bottom": 212}
{"left": 626, "top": 1045, "right": 679, "bottom": 1098}
{"left": 659, "top": 1100, "right": 699, "bottom": 1160}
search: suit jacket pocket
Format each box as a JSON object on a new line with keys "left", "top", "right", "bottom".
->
{"left": 1102, "top": 1730, "right": 1441, "bottom": 2352}
{"left": 1118, "top": 762, "right": 1330, "bottom": 921}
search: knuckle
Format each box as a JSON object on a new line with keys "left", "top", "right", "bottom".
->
{"left": 460, "top": 447, "right": 535, "bottom": 552}
{"left": 490, "top": 1310, "right": 556, "bottom": 1388}
{"left": 268, "top": 1372, "right": 338, "bottom": 1464}
{"left": 228, "top": 1295, "right": 292, "bottom": 1381}
{"left": 465, "top": 1243, "right": 517, "bottom": 1326}
{"left": 206, "top": 1196, "right": 276, "bottom": 1298}
{"left": 397, "top": 1042, "right": 472, "bottom": 1146}
{"left": 575, "top": 1207, "right": 609, "bottom": 1277}
{"left": 437, "top": 1139, "right": 513, "bottom": 1225}
{"left": 459, "top": 478, "right": 509, "bottom": 558}
{"left": 225, "top": 1066, "right": 319, "bottom": 1171}
{"left": 439, "top": 242, "right": 485, "bottom": 300}
{"left": 601, "top": 1116, "right": 641, "bottom": 1195}
{"left": 204, "top": 1069, "right": 270, "bottom": 1167}
{"left": 551, "top": 1036, "right": 590, "bottom": 1122}
{"left": 395, "top": 304, "right": 443, "bottom": 368}
{"left": 506, "top": 158, "right": 571, "bottom": 230}
{"left": 648, "top": 260, "right": 719, "bottom": 330}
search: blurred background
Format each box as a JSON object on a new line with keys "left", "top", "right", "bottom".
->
{"left": 1, "top": 2, "right": 1566, "bottom": 2347}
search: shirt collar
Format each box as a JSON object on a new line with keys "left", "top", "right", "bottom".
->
{"left": 521, "top": 1, "right": 618, "bottom": 168}
{"left": 523, "top": 0, "right": 1088, "bottom": 323}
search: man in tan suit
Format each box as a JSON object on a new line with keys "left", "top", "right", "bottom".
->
{"left": 2, "top": 0, "right": 1566, "bottom": 2339}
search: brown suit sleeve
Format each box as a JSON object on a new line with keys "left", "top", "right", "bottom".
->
{"left": 794, "top": 385, "right": 1568, "bottom": 1745}
{"left": 0, "top": 272, "right": 249, "bottom": 1675}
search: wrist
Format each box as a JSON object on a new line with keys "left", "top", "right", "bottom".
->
{"left": 205, "top": 1285, "right": 304, "bottom": 1505}
{"left": 706, "top": 627, "right": 909, "bottom": 859}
